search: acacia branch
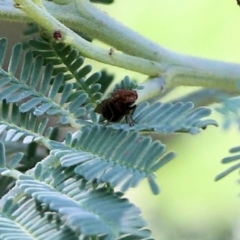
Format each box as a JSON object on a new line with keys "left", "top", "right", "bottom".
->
{"left": 2, "top": 0, "right": 240, "bottom": 95}
{"left": 12, "top": 0, "right": 164, "bottom": 76}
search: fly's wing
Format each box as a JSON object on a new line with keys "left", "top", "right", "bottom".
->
{"left": 94, "top": 100, "right": 108, "bottom": 114}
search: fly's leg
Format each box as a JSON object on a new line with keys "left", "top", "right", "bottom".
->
{"left": 125, "top": 105, "right": 137, "bottom": 126}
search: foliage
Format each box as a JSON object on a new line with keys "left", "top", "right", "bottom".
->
{"left": 1, "top": 0, "right": 238, "bottom": 239}
{"left": 215, "top": 145, "right": 240, "bottom": 181}
{"left": 215, "top": 96, "right": 240, "bottom": 129}
{"left": 0, "top": 34, "right": 217, "bottom": 239}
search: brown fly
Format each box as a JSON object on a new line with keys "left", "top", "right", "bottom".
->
{"left": 95, "top": 89, "right": 138, "bottom": 126}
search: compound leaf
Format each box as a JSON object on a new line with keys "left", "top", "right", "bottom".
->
{"left": 215, "top": 146, "right": 240, "bottom": 181}
{"left": 15, "top": 164, "right": 152, "bottom": 239}
{"left": 48, "top": 125, "right": 175, "bottom": 194}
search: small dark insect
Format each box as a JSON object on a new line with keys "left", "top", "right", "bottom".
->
{"left": 53, "top": 30, "right": 62, "bottom": 40}
{"left": 95, "top": 89, "right": 138, "bottom": 126}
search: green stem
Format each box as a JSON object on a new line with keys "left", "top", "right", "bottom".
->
{"left": 166, "top": 63, "right": 240, "bottom": 90}
{"left": 73, "top": 1, "right": 240, "bottom": 72}
{"left": 74, "top": 0, "right": 168, "bottom": 62}
{"left": 13, "top": 0, "right": 164, "bottom": 76}
{"left": 2, "top": 0, "right": 240, "bottom": 94}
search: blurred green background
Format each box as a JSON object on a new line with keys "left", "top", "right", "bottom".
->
{"left": 97, "top": 0, "right": 240, "bottom": 239}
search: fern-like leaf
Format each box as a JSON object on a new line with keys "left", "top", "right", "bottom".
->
{"left": 0, "top": 101, "right": 52, "bottom": 144}
{"left": 97, "top": 70, "right": 115, "bottom": 95}
{"left": 114, "top": 76, "right": 143, "bottom": 91}
{"left": 47, "top": 125, "right": 175, "bottom": 194}
{"left": 215, "top": 146, "right": 240, "bottom": 181}
{"left": 89, "top": 101, "right": 218, "bottom": 134}
{"left": 15, "top": 163, "right": 152, "bottom": 239}
{"left": 215, "top": 96, "right": 240, "bottom": 129}
{"left": 0, "top": 38, "right": 103, "bottom": 125}
{"left": 28, "top": 39, "right": 103, "bottom": 105}
{"left": 0, "top": 195, "right": 80, "bottom": 240}
{"left": 0, "top": 142, "right": 27, "bottom": 198}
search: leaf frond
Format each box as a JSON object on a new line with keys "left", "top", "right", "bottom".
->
{"left": 215, "top": 145, "right": 240, "bottom": 181}
{"left": 215, "top": 96, "right": 240, "bottom": 129}
{"left": 89, "top": 101, "right": 218, "bottom": 134}
{"left": 0, "top": 101, "right": 52, "bottom": 144}
{"left": 48, "top": 125, "right": 175, "bottom": 194}
{"left": 114, "top": 76, "right": 143, "bottom": 91}
{"left": 28, "top": 39, "right": 103, "bottom": 106}
{"left": 0, "top": 194, "right": 80, "bottom": 240}
{"left": 97, "top": 70, "right": 115, "bottom": 95}
{"left": 15, "top": 163, "right": 151, "bottom": 239}
{"left": 0, "top": 39, "right": 93, "bottom": 125}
